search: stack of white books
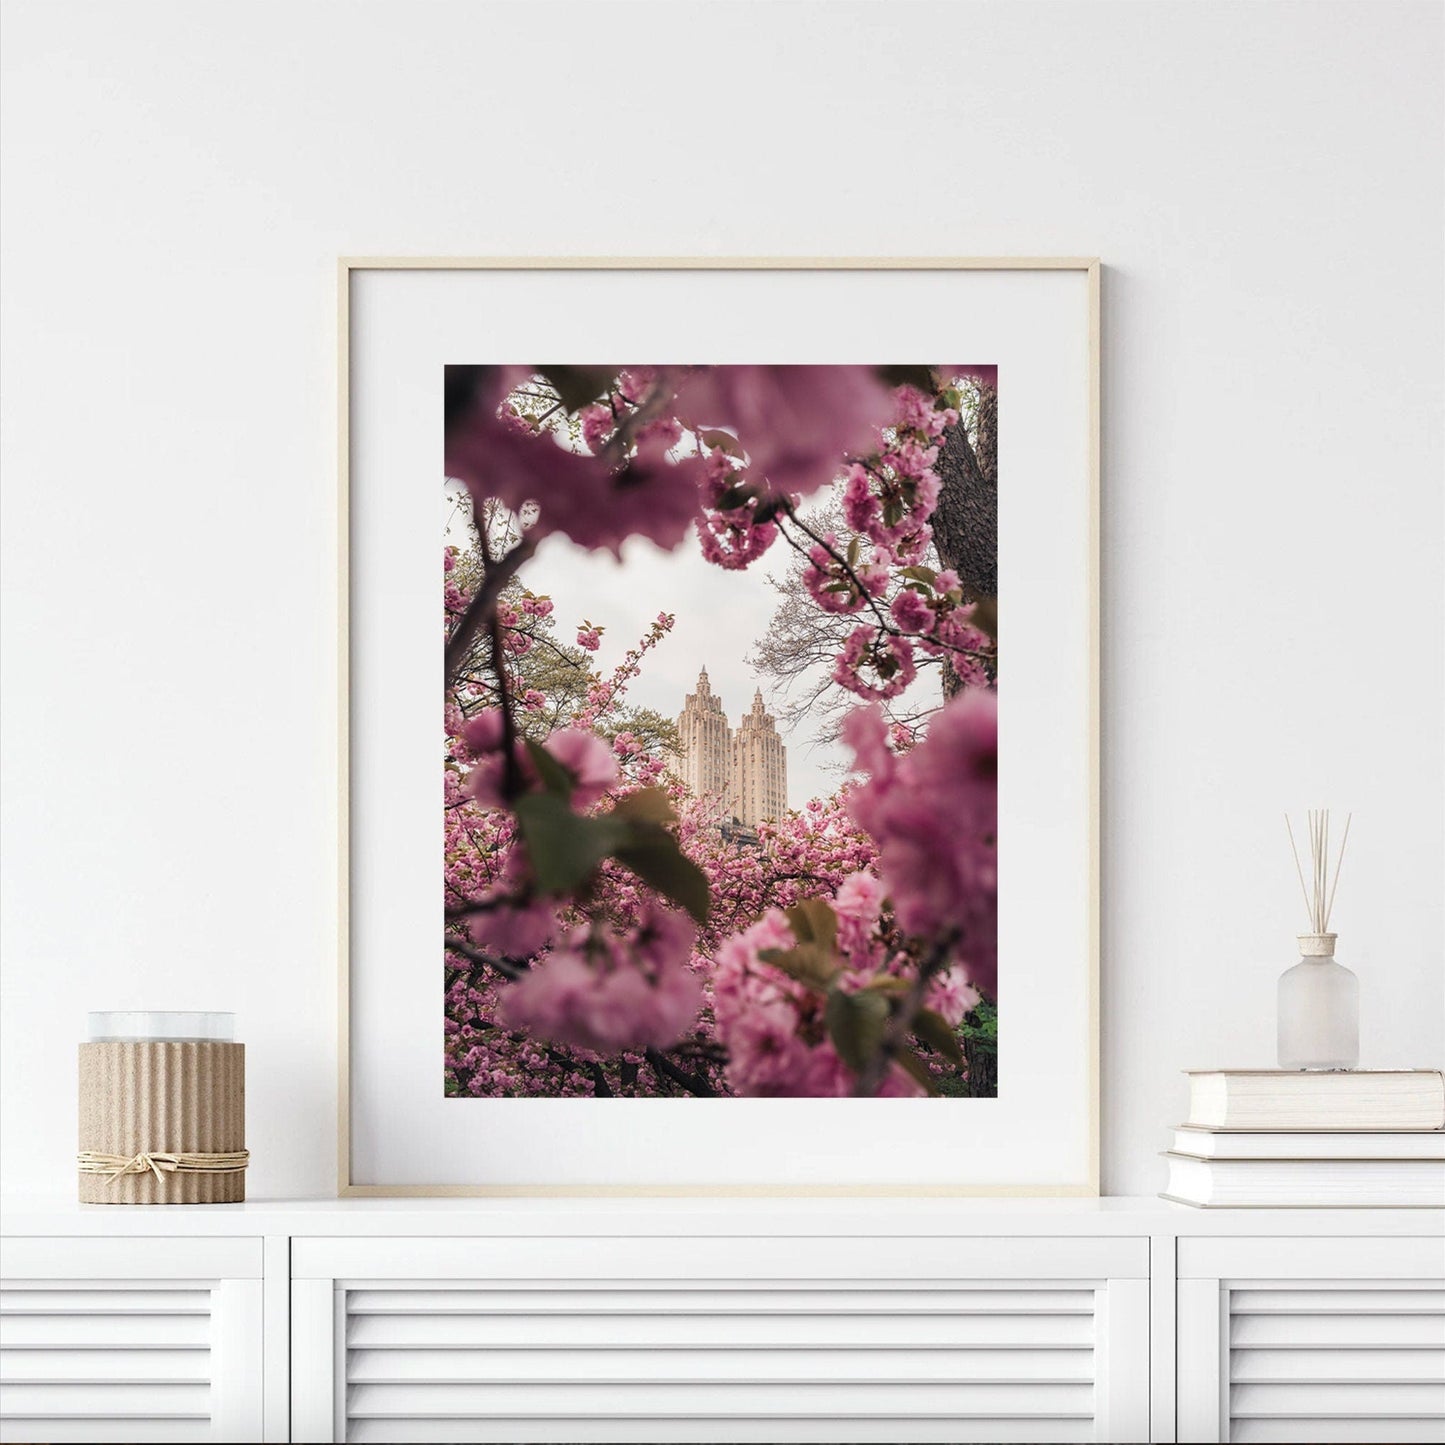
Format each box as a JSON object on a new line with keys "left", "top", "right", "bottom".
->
{"left": 1161, "top": 1069, "right": 1445, "bottom": 1207}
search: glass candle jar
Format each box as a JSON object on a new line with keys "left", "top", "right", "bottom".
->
{"left": 87, "top": 1011, "right": 234, "bottom": 1042}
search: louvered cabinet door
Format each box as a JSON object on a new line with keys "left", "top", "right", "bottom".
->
{"left": 1177, "top": 1236, "right": 1445, "bottom": 1444}
{"left": 0, "top": 1237, "right": 264, "bottom": 1443}
{"left": 292, "top": 1235, "right": 1150, "bottom": 1443}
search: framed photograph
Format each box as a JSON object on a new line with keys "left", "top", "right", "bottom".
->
{"left": 340, "top": 258, "right": 1099, "bottom": 1195}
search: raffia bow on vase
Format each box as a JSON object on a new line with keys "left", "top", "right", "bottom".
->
{"left": 76, "top": 1149, "right": 250, "bottom": 1185}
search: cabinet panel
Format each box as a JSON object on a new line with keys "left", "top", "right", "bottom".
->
{"left": 1177, "top": 1243, "right": 1445, "bottom": 1445}
{"left": 293, "top": 1249, "right": 1151, "bottom": 1444}
{"left": 0, "top": 1251, "right": 264, "bottom": 1444}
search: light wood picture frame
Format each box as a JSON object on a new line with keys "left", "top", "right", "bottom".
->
{"left": 338, "top": 257, "right": 1100, "bottom": 1196}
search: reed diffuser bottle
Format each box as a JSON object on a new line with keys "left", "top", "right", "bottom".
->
{"left": 1278, "top": 810, "right": 1359, "bottom": 1070}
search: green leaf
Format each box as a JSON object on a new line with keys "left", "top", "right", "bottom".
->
{"left": 611, "top": 787, "right": 677, "bottom": 826}
{"left": 846, "top": 535, "right": 861, "bottom": 567}
{"left": 513, "top": 793, "right": 627, "bottom": 896}
{"left": 900, "top": 564, "right": 939, "bottom": 587}
{"left": 537, "top": 366, "right": 615, "bottom": 414}
{"left": 784, "top": 898, "right": 837, "bottom": 954}
{"left": 894, "top": 1046, "right": 942, "bottom": 1096}
{"left": 756, "top": 900, "right": 842, "bottom": 992}
{"left": 911, "top": 1007, "right": 966, "bottom": 1068}
{"left": 713, "top": 485, "right": 753, "bottom": 511}
{"left": 825, "top": 987, "right": 889, "bottom": 1073}
{"left": 699, "top": 428, "right": 744, "bottom": 456}
{"left": 523, "top": 737, "right": 577, "bottom": 799}
{"left": 970, "top": 596, "right": 998, "bottom": 640}
{"left": 757, "top": 945, "right": 839, "bottom": 991}
{"left": 860, "top": 975, "right": 913, "bottom": 997}
{"left": 613, "top": 828, "right": 711, "bottom": 924}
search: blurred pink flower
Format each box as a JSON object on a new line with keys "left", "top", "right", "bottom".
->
{"left": 834, "top": 869, "right": 886, "bottom": 924}
{"left": 499, "top": 907, "right": 702, "bottom": 1052}
{"left": 459, "top": 709, "right": 505, "bottom": 758}
{"left": 446, "top": 368, "right": 705, "bottom": 557}
{"left": 833, "top": 869, "right": 886, "bottom": 957}
{"left": 674, "top": 366, "right": 893, "bottom": 499}
{"left": 543, "top": 727, "right": 619, "bottom": 807}
{"left": 711, "top": 909, "right": 924, "bottom": 1099}
{"left": 469, "top": 898, "right": 556, "bottom": 961}
{"left": 843, "top": 691, "right": 998, "bottom": 998}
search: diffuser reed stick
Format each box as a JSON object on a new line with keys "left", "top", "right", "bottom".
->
{"left": 1285, "top": 809, "right": 1352, "bottom": 934}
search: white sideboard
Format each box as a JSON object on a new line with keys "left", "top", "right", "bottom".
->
{"left": 1, "top": 1198, "right": 1440, "bottom": 1444}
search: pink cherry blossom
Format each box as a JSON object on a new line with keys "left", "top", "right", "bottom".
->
{"left": 891, "top": 385, "right": 939, "bottom": 433}
{"left": 841, "top": 464, "right": 881, "bottom": 533}
{"left": 695, "top": 454, "right": 782, "bottom": 570}
{"left": 889, "top": 588, "right": 936, "bottom": 635}
{"left": 579, "top": 403, "right": 615, "bottom": 453}
{"left": 926, "top": 966, "right": 981, "bottom": 1028}
{"left": 831, "top": 627, "right": 918, "bottom": 700}
{"left": 543, "top": 727, "right": 620, "bottom": 807}
{"left": 803, "top": 541, "right": 869, "bottom": 615}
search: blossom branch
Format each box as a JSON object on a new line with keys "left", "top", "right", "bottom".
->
{"left": 644, "top": 1046, "right": 718, "bottom": 1097}
{"left": 444, "top": 536, "right": 537, "bottom": 689}
{"left": 444, "top": 936, "right": 524, "bottom": 983}
{"left": 775, "top": 502, "right": 896, "bottom": 636}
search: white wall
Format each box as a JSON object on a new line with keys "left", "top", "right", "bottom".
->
{"left": 2, "top": 0, "right": 1440, "bottom": 1200}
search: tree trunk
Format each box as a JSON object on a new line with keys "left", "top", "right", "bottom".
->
{"left": 931, "top": 386, "right": 998, "bottom": 696}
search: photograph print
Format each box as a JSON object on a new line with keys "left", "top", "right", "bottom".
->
{"left": 443, "top": 365, "right": 998, "bottom": 1100}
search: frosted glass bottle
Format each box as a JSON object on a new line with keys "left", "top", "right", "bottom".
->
{"left": 1277, "top": 933, "right": 1359, "bottom": 1069}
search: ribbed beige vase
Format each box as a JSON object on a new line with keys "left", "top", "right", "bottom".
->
{"left": 77, "top": 1041, "right": 246, "bottom": 1203}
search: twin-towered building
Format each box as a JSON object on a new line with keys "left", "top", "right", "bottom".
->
{"left": 674, "top": 667, "right": 788, "bottom": 826}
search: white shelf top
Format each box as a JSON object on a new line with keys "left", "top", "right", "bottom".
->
{"left": 2, "top": 1194, "right": 1439, "bottom": 1239}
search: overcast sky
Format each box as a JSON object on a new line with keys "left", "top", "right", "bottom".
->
{"left": 446, "top": 483, "right": 848, "bottom": 804}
